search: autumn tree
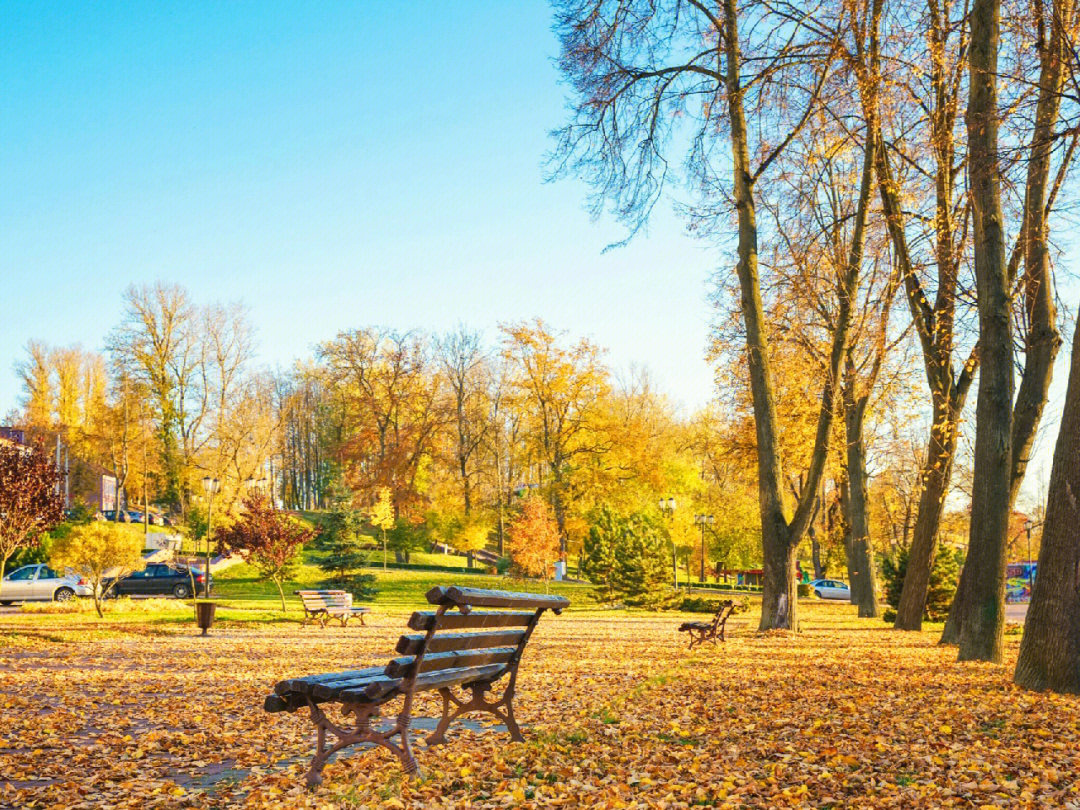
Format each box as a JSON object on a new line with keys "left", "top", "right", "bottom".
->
{"left": 369, "top": 486, "right": 395, "bottom": 569}
{"left": 507, "top": 496, "right": 561, "bottom": 592}
{"left": 436, "top": 327, "right": 490, "bottom": 518}
{"left": 0, "top": 442, "right": 65, "bottom": 585}
{"left": 1014, "top": 299, "right": 1080, "bottom": 693}
{"left": 501, "top": 319, "right": 610, "bottom": 558}
{"left": 216, "top": 493, "right": 315, "bottom": 611}
{"left": 319, "top": 328, "right": 442, "bottom": 516}
{"left": 552, "top": 0, "right": 862, "bottom": 630}
{"left": 50, "top": 522, "right": 144, "bottom": 617}
{"left": 107, "top": 283, "right": 255, "bottom": 513}
{"left": 942, "top": 0, "right": 1080, "bottom": 649}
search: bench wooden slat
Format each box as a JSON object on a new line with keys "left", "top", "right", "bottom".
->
{"left": 408, "top": 610, "right": 536, "bottom": 632}
{"left": 340, "top": 664, "right": 508, "bottom": 703}
{"left": 311, "top": 672, "right": 389, "bottom": 701}
{"left": 383, "top": 646, "right": 517, "bottom": 678}
{"left": 275, "top": 666, "right": 385, "bottom": 696}
{"left": 427, "top": 585, "right": 570, "bottom": 612}
{"left": 395, "top": 629, "right": 526, "bottom": 655}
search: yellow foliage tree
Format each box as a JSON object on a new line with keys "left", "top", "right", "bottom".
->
{"left": 369, "top": 487, "right": 395, "bottom": 570}
{"left": 507, "top": 497, "right": 561, "bottom": 592}
{"left": 50, "top": 522, "right": 144, "bottom": 617}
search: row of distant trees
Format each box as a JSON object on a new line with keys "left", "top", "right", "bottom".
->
{"left": 16, "top": 283, "right": 951, "bottom": 584}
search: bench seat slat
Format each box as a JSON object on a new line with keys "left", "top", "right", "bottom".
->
{"left": 275, "top": 666, "right": 385, "bottom": 696}
{"left": 408, "top": 610, "right": 536, "bottom": 632}
{"left": 427, "top": 585, "right": 570, "bottom": 612}
{"left": 395, "top": 629, "right": 526, "bottom": 655}
{"left": 339, "top": 664, "right": 508, "bottom": 703}
{"left": 383, "top": 647, "right": 517, "bottom": 678}
{"left": 311, "top": 673, "right": 389, "bottom": 700}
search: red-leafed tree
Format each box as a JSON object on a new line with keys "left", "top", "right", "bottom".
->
{"left": 216, "top": 493, "right": 315, "bottom": 611}
{"left": 507, "top": 496, "right": 561, "bottom": 593}
{"left": 0, "top": 441, "right": 65, "bottom": 586}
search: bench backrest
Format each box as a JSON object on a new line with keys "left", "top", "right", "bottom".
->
{"left": 375, "top": 586, "right": 568, "bottom": 697}
{"left": 297, "top": 590, "right": 353, "bottom": 610}
{"left": 711, "top": 599, "right": 735, "bottom": 630}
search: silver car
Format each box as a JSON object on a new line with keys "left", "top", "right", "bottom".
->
{"left": 809, "top": 578, "right": 851, "bottom": 600}
{"left": 0, "top": 563, "right": 94, "bottom": 603}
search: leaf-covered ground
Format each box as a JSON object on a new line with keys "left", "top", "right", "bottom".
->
{"left": 2, "top": 602, "right": 1078, "bottom": 809}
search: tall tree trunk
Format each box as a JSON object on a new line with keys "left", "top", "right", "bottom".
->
{"left": 1014, "top": 301, "right": 1080, "bottom": 693}
{"left": 722, "top": 0, "right": 797, "bottom": 630}
{"left": 843, "top": 375, "right": 880, "bottom": 618}
{"left": 958, "top": 0, "right": 1013, "bottom": 663}
{"left": 942, "top": 0, "right": 1070, "bottom": 647}
{"left": 894, "top": 399, "right": 962, "bottom": 629}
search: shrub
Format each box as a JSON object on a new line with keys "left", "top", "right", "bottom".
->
{"left": 216, "top": 493, "right": 316, "bottom": 611}
{"left": 881, "top": 546, "right": 962, "bottom": 622}
{"left": 797, "top": 583, "right": 814, "bottom": 598}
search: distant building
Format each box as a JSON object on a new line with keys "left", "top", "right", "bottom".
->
{"left": 1, "top": 426, "right": 119, "bottom": 513}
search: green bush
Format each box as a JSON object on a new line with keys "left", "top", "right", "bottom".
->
{"left": 675, "top": 596, "right": 717, "bottom": 613}
{"left": 495, "top": 556, "right": 512, "bottom": 576}
{"left": 880, "top": 546, "right": 962, "bottom": 622}
{"left": 320, "top": 572, "right": 378, "bottom": 603}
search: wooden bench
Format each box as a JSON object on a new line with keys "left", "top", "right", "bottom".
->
{"left": 678, "top": 599, "right": 735, "bottom": 648}
{"left": 296, "top": 589, "right": 371, "bottom": 628}
{"left": 265, "top": 585, "right": 569, "bottom": 786}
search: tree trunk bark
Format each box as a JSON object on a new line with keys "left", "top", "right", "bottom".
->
{"left": 959, "top": 0, "right": 1013, "bottom": 663}
{"left": 1014, "top": 301, "right": 1080, "bottom": 693}
{"left": 894, "top": 400, "right": 960, "bottom": 630}
{"left": 722, "top": 0, "right": 798, "bottom": 631}
{"left": 844, "top": 382, "right": 880, "bottom": 618}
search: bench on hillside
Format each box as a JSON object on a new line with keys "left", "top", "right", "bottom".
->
{"left": 295, "top": 589, "right": 371, "bottom": 628}
{"left": 678, "top": 599, "right": 735, "bottom": 648}
{"left": 265, "top": 585, "right": 569, "bottom": 786}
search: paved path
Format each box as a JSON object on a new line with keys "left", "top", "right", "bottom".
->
{"left": 1006, "top": 602, "right": 1028, "bottom": 623}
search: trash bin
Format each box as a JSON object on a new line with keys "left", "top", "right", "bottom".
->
{"left": 553, "top": 561, "right": 566, "bottom": 582}
{"left": 194, "top": 601, "right": 217, "bottom": 636}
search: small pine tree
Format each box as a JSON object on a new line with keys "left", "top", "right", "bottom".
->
{"left": 881, "top": 546, "right": 962, "bottom": 622}
{"left": 313, "top": 507, "right": 376, "bottom": 602}
{"left": 582, "top": 506, "right": 620, "bottom": 604}
{"left": 611, "top": 512, "right": 671, "bottom": 609}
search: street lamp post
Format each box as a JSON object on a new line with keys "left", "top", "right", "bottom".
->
{"left": 201, "top": 476, "right": 220, "bottom": 599}
{"left": 659, "top": 497, "right": 677, "bottom": 588}
{"left": 695, "top": 514, "right": 715, "bottom": 583}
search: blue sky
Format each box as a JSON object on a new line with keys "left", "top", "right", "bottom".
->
{"left": 0, "top": 2, "right": 1071, "bottom": 508}
{"left": 1, "top": 1, "right": 719, "bottom": 417}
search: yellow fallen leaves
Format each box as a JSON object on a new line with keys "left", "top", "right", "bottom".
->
{"left": 1, "top": 603, "right": 1079, "bottom": 808}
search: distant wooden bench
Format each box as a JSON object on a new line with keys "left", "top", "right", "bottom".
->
{"left": 678, "top": 599, "right": 735, "bottom": 648}
{"left": 295, "top": 590, "right": 371, "bottom": 628}
{"left": 266, "top": 585, "right": 569, "bottom": 786}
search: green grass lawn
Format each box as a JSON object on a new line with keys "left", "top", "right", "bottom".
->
{"left": 214, "top": 559, "right": 594, "bottom": 613}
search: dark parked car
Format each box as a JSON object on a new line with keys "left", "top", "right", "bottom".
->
{"left": 106, "top": 564, "right": 212, "bottom": 599}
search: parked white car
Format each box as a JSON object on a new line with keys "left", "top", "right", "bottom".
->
{"left": 809, "top": 579, "right": 851, "bottom": 600}
{"left": 0, "top": 563, "right": 94, "bottom": 604}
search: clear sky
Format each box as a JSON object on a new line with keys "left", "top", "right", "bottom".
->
{"left": 1, "top": 1, "right": 719, "bottom": 419}
{"left": 0, "top": 2, "right": 1071, "bottom": 508}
